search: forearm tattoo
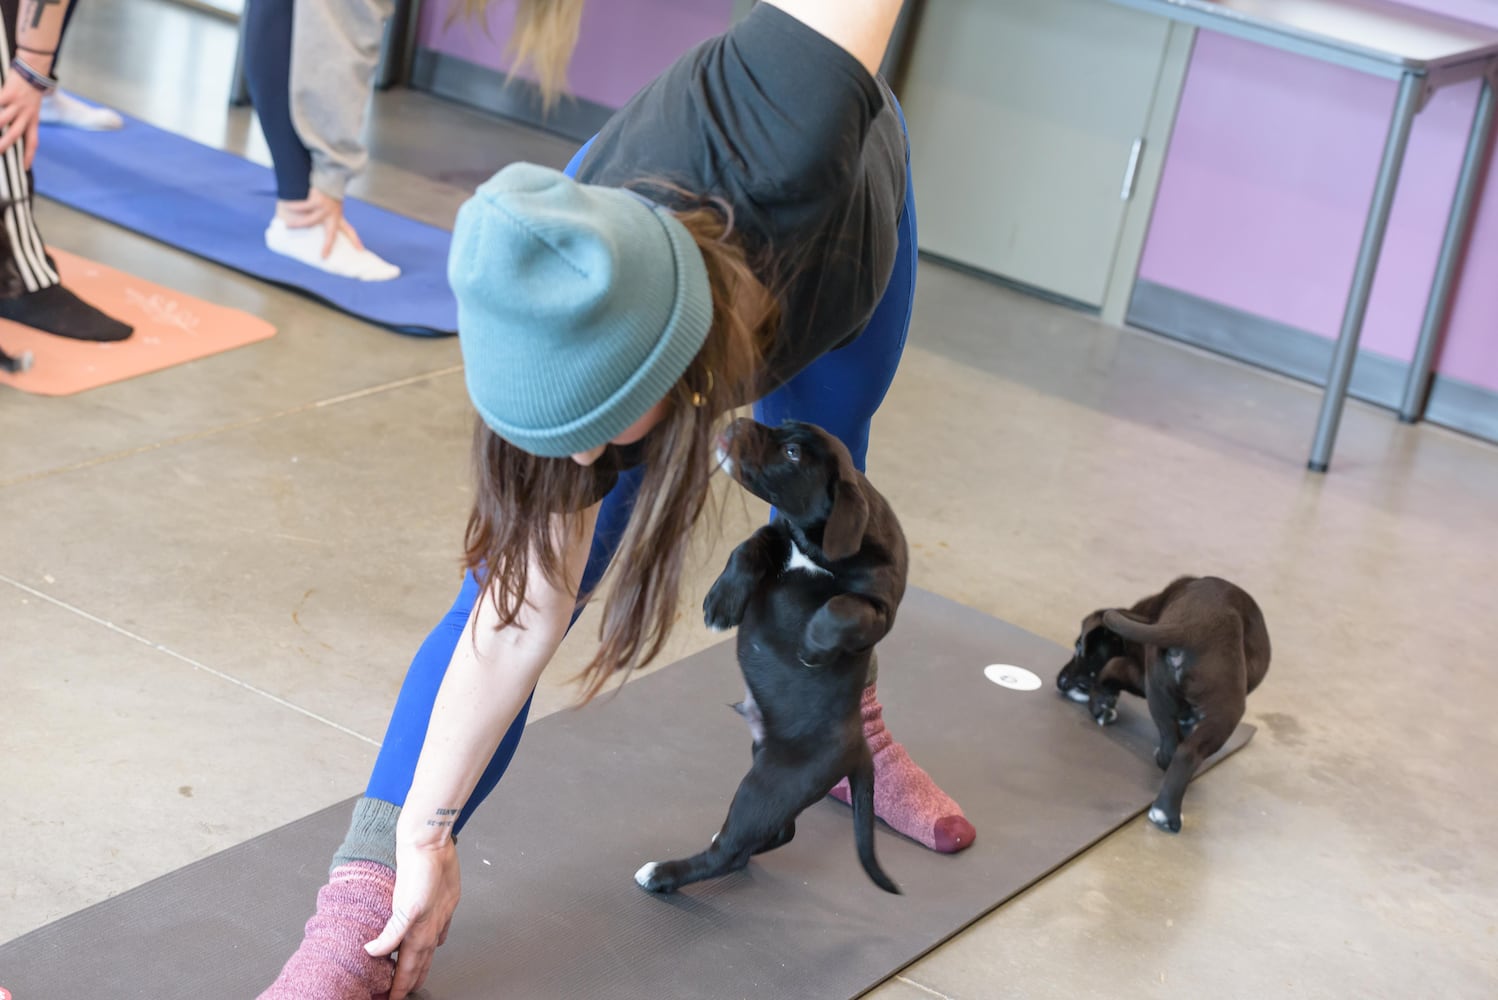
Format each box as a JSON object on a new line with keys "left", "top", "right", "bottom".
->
{"left": 27, "top": 0, "right": 63, "bottom": 31}
{"left": 425, "top": 807, "right": 460, "bottom": 829}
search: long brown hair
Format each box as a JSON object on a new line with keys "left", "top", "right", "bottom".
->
{"left": 455, "top": 0, "right": 587, "bottom": 110}
{"left": 464, "top": 195, "right": 780, "bottom": 703}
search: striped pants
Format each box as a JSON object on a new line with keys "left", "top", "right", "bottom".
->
{"left": 0, "top": 0, "right": 62, "bottom": 298}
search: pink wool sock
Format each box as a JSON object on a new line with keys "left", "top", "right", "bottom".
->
{"left": 830, "top": 685, "right": 976, "bottom": 853}
{"left": 259, "top": 861, "right": 397, "bottom": 1000}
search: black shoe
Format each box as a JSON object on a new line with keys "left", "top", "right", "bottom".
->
{"left": 0, "top": 284, "right": 133, "bottom": 342}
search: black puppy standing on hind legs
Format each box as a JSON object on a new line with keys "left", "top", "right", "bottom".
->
{"left": 1056, "top": 576, "right": 1271, "bottom": 834}
{"left": 635, "top": 419, "right": 904, "bottom": 896}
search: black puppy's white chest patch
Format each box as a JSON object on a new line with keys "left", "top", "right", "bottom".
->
{"left": 784, "top": 541, "right": 833, "bottom": 578}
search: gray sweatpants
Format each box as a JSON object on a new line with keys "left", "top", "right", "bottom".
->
{"left": 290, "top": 0, "right": 394, "bottom": 200}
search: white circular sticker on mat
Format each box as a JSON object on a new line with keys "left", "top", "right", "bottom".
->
{"left": 985, "top": 664, "right": 1042, "bottom": 691}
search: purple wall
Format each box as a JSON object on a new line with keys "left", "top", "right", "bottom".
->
{"left": 1138, "top": 4, "right": 1498, "bottom": 393}
{"left": 416, "top": 0, "right": 735, "bottom": 110}
{"left": 1399, "top": 0, "right": 1498, "bottom": 21}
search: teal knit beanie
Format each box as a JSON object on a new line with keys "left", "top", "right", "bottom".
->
{"left": 449, "top": 162, "right": 714, "bottom": 458}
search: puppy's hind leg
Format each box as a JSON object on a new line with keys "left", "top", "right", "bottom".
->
{"left": 1146, "top": 681, "right": 1181, "bottom": 771}
{"left": 1147, "top": 718, "right": 1235, "bottom": 834}
{"left": 636, "top": 758, "right": 798, "bottom": 894}
{"left": 752, "top": 820, "right": 796, "bottom": 856}
{"left": 635, "top": 840, "right": 752, "bottom": 895}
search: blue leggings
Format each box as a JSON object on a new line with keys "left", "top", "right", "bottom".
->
{"left": 365, "top": 104, "right": 918, "bottom": 833}
{"left": 242, "top": 0, "right": 314, "bottom": 201}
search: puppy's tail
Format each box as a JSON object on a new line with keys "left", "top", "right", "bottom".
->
{"left": 849, "top": 757, "right": 901, "bottom": 895}
{"left": 1103, "top": 608, "right": 1194, "bottom": 648}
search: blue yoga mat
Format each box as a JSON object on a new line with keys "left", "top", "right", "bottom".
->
{"left": 33, "top": 114, "right": 458, "bottom": 337}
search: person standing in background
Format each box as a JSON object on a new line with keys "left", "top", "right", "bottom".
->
{"left": 242, "top": 0, "right": 402, "bottom": 281}
{"left": 0, "top": 0, "right": 132, "bottom": 357}
{"left": 38, "top": 0, "right": 124, "bottom": 131}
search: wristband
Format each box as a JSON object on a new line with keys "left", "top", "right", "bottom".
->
{"left": 10, "top": 56, "right": 58, "bottom": 94}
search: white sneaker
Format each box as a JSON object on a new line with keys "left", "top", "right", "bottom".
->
{"left": 264, "top": 217, "right": 401, "bottom": 282}
{"left": 39, "top": 91, "right": 124, "bottom": 131}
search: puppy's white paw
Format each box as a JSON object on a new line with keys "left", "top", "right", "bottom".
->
{"left": 1147, "top": 806, "right": 1181, "bottom": 833}
{"left": 1065, "top": 687, "right": 1090, "bottom": 704}
{"left": 636, "top": 860, "right": 678, "bottom": 893}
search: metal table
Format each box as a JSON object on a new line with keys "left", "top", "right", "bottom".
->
{"left": 222, "top": 0, "right": 1495, "bottom": 469}
{"left": 1107, "top": 0, "right": 1498, "bottom": 471}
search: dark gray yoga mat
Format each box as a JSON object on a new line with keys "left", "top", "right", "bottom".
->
{"left": 0, "top": 589, "right": 1252, "bottom": 999}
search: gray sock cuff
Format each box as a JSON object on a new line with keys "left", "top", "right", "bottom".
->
{"left": 330, "top": 796, "right": 402, "bottom": 874}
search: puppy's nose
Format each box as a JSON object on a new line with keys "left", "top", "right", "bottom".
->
{"left": 714, "top": 430, "right": 736, "bottom": 475}
{"left": 719, "top": 419, "right": 752, "bottom": 455}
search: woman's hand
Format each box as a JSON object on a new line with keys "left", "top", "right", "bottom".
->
{"left": 365, "top": 840, "right": 462, "bottom": 999}
{"left": 280, "top": 187, "right": 365, "bottom": 259}
{"left": 0, "top": 72, "right": 45, "bottom": 168}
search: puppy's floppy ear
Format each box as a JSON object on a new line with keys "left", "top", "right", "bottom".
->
{"left": 821, "top": 448, "right": 869, "bottom": 560}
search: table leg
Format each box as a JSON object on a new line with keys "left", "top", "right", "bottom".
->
{"left": 375, "top": 0, "right": 410, "bottom": 91}
{"left": 880, "top": 0, "right": 921, "bottom": 87}
{"left": 229, "top": 13, "right": 252, "bottom": 107}
{"left": 1398, "top": 73, "right": 1497, "bottom": 424}
{"left": 1308, "top": 71, "right": 1423, "bottom": 472}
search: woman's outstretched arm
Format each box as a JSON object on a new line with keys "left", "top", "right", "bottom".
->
{"left": 366, "top": 501, "right": 600, "bottom": 999}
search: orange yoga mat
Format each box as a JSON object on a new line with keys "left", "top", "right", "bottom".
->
{"left": 0, "top": 249, "right": 276, "bottom": 396}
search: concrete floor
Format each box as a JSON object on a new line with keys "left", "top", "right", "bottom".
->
{"left": 4, "top": 1, "right": 1497, "bottom": 997}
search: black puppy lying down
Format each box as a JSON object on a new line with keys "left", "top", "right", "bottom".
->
{"left": 635, "top": 419, "right": 903, "bottom": 895}
{"left": 1056, "top": 576, "right": 1270, "bottom": 833}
